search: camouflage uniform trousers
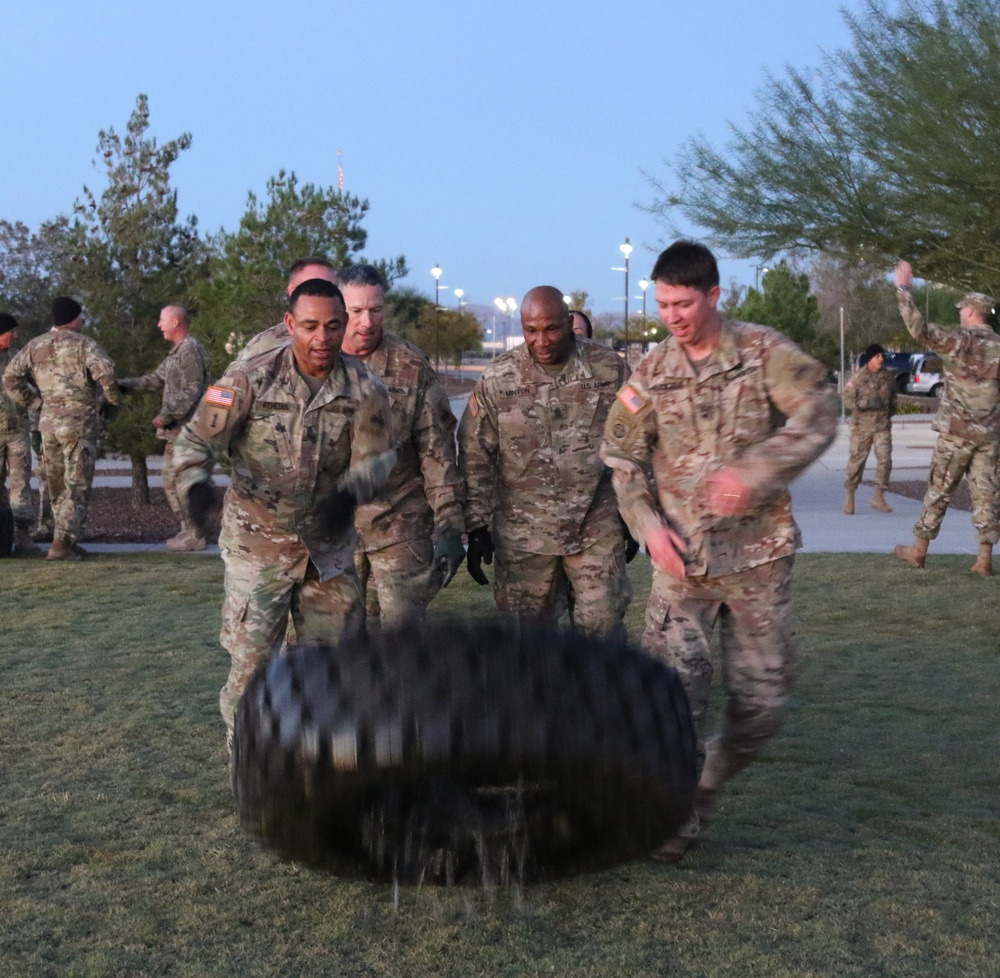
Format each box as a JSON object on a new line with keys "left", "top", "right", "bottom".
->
{"left": 845, "top": 425, "right": 892, "bottom": 491}
{"left": 219, "top": 552, "right": 366, "bottom": 732}
{"left": 41, "top": 427, "right": 96, "bottom": 543}
{"left": 355, "top": 536, "right": 442, "bottom": 629}
{"left": 160, "top": 429, "right": 196, "bottom": 535}
{"left": 494, "top": 527, "right": 632, "bottom": 644}
{"left": 0, "top": 426, "right": 35, "bottom": 523}
{"left": 914, "top": 432, "right": 1000, "bottom": 544}
{"left": 641, "top": 555, "right": 796, "bottom": 837}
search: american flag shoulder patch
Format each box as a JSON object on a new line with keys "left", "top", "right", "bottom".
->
{"left": 205, "top": 386, "right": 235, "bottom": 408}
{"left": 617, "top": 385, "right": 646, "bottom": 414}
{"left": 468, "top": 392, "right": 480, "bottom": 417}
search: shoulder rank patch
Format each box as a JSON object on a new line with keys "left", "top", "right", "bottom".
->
{"left": 205, "top": 386, "right": 235, "bottom": 408}
{"left": 617, "top": 384, "right": 646, "bottom": 414}
{"left": 468, "top": 392, "right": 480, "bottom": 417}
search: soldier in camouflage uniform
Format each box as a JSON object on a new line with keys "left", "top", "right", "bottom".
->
{"left": 0, "top": 314, "right": 39, "bottom": 555}
{"left": 172, "top": 279, "right": 395, "bottom": 744}
{"left": 893, "top": 261, "right": 1000, "bottom": 575}
{"left": 3, "top": 297, "right": 119, "bottom": 561}
{"left": 339, "top": 264, "right": 466, "bottom": 628}
{"left": 236, "top": 257, "right": 338, "bottom": 363}
{"left": 600, "top": 242, "right": 837, "bottom": 862}
{"left": 458, "top": 285, "right": 633, "bottom": 642}
{"left": 842, "top": 342, "right": 896, "bottom": 515}
{"left": 118, "top": 305, "right": 211, "bottom": 550}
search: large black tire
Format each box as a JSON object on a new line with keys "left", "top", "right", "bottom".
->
{"left": 233, "top": 623, "right": 697, "bottom": 883}
{"left": 0, "top": 503, "right": 13, "bottom": 558}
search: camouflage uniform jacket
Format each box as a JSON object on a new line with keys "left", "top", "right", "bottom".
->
{"left": 459, "top": 339, "right": 627, "bottom": 555}
{"left": 600, "top": 319, "right": 838, "bottom": 577}
{"left": 0, "top": 348, "right": 30, "bottom": 433}
{"left": 172, "top": 345, "right": 395, "bottom": 581}
{"left": 353, "top": 331, "right": 465, "bottom": 550}
{"left": 898, "top": 290, "right": 1000, "bottom": 443}
{"left": 2, "top": 327, "right": 119, "bottom": 434}
{"left": 120, "top": 334, "right": 211, "bottom": 435}
{"left": 842, "top": 365, "right": 896, "bottom": 432}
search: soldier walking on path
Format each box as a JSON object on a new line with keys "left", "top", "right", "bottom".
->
{"left": 842, "top": 343, "right": 896, "bottom": 514}
{"left": 339, "top": 264, "right": 466, "bottom": 629}
{"left": 172, "top": 278, "right": 395, "bottom": 753}
{"left": 0, "top": 314, "right": 40, "bottom": 556}
{"left": 892, "top": 261, "right": 1000, "bottom": 575}
{"left": 118, "top": 305, "right": 210, "bottom": 551}
{"left": 601, "top": 241, "right": 837, "bottom": 863}
{"left": 2, "top": 297, "right": 119, "bottom": 561}
{"left": 459, "top": 285, "right": 634, "bottom": 643}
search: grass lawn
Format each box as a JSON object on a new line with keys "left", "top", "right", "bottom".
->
{"left": 1, "top": 553, "right": 998, "bottom": 977}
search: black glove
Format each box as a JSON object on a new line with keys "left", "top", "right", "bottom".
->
{"left": 321, "top": 487, "right": 357, "bottom": 538}
{"left": 99, "top": 401, "right": 120, "bottom": 421}
{"left": 622, "top": 519, "right": 640, "bottom": 564}
{"left": 30, "top": 430, "right": 42, "bottom": 456}
{"left": 187, "top": 482, "right": 216, "bottom": 539}
{"left": 466, "top": 526, "right": 494, "bottom": 586}
{"left": 433, "top": 531, "right": 466, "bottom": 588}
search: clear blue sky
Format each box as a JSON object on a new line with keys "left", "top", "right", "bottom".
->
{"left": 1, "top": 0, "right": 857, "bottom": 315}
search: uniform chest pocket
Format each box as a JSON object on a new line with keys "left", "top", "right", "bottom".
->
{"left": 318, "top": 413, "right": 352, "bottom": 474}
{"left": 245, "top": 410, "right": 299, "bottom": 475}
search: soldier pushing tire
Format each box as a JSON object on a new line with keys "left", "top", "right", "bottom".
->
{"left": 232, "top": 622, "right": 697, "bottom": 884}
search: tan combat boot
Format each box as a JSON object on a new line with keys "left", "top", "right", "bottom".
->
{"left": 894, "top": 537, "right": 929, "bottom": 569}
{"left": 844, "top": 489, "right": 856, "bottom": 515}
{"left": 166, "top": 528, "right": 207, "bottom": 552}
{"left": 870, "top": 488, "right": 892, "bottom": 512}
{"left": 969, "top": 543, "right": 993, "bottom": 577}
{"left": 46, "top": 535, "right": 80, "bottom": 561}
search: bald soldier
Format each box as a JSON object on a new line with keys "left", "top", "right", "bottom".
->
{"left": 236, "top": 257, "right": 338, "bottom": 362}
{"left": 339, "top": 264, "right": 466, "bottom": 628}
{"left": 118, "top": 304, "right": 210, "bottom": 550}
{"left": 893, "top": 261, "right": 1000, "bottom": 574}
{"left": 172, "top": 278, "right": 395, "bottom": 752}
{"left": 458, "top": 285, "right": 634, "bottom": 641}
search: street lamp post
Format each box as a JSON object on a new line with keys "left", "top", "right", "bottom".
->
{"left": 493, "top": 296, "right": 516, "bottom": 354}
{"left": 638, "top": 277, "right": 649, "bottom": 333}
{"left": 431, "top": 264, "right": 442, "bottom": 371}
{"left": 620, "top": 238, "right": 633, "bottom": 364}
{"left": 454, "top": 287, "right": 464, "bottom": 313}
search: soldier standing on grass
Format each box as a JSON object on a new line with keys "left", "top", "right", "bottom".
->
{"left": 458, "top": 285, "right": 634, "bottom": 643}
{"left": 339, "top": 264, "right": 466, "bottom": 629}
{"left": 118, "top": 305, "right": 210, "bottom": 551}
{"left": 171, "top": 278, "right": 395, "bottom": 756}
{"left": 601, "top": 241, "right": 837, "bottom": 863}
{"left": 893, "top": 261, "right": 1000, "bottom": 575}
{"left": 842, "top": 343, "right": 896, "bottom": 515}
{"left": 3, "top": 297, "right": 120, "bottom": 562}
{"left": 0, "top": 314, "right": 40, "bottom": 556}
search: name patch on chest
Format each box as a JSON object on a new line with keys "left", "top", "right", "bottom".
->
{"left": 579, "top": 380, "right": 617, "bottom": 391}
{"left": 385, "top": 385, "right": 411, "bottom": 395}
{"left": 500, "top": 387, "right": 531, "bottom": 398}
{"left": 258, "top": 401, "right": 294, "bottom": 411}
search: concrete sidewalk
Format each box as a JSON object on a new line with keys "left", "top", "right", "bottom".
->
{"left": 74, "top": 415, "right": 979, "bottom": 557}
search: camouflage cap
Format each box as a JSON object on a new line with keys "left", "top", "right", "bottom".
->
{"left": 956, "top": 292, "right": 995, "bottom": 315}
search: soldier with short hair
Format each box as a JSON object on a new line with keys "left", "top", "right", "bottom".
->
{"left": 118, "top": 304, "right": 211, "bottom": 550}
{"left": 0, "top": 313, "right": 39, "bottom": 555}
{"left": 339, "top": 263, "right": 466, "bottom": 628}
{"left": 601, "top": 241, "right": 837, "bottom": 862}
{"left": 842, "top": 342, "right": 896, "bottom": 515}
{"left": 236, "top": 257, "right": 338, "bottom": 363}
{"left": 893, "top": 260, "right": 1000, "bottom": 574}
{"left": 3, "top": 297, "right": 119, "bottom": 561}
{"left": 459, "top": 285, "right": 633, "bottom": 643}
{"left": 172, "top": 278, "right": 395, "bottom": 751}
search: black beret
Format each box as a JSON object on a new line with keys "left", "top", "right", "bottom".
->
{"left": 52, "top": 296, "right": 82, "bottom": 327}
{"left": 0, "top": 312, "right": 19, "bottom": 335}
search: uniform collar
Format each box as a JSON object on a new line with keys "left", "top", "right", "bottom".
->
{"left": 657, "top": 318, "right": 743, "bottom": 380}
{"left": 514, "top": 339, "right": 594, "bottom": 385}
